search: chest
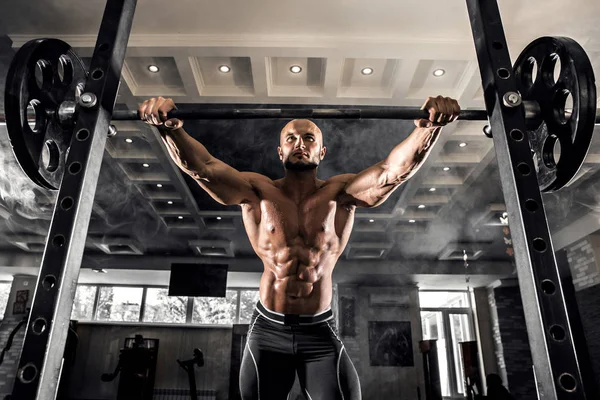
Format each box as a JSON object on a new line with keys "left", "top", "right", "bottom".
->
{"left": 244, "top": 184, "right": 353, "bottom": 240}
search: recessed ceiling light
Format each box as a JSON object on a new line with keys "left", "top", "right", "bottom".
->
{"left": 156, "top": 184, "right": 163, "bottom": 188}
{"left": 433, "top": 68, "right": 445, "bottom": 77}
{"left": 178, "top": 216, "right": 183, "bottom": 220}
{"left": 418, "top": 204, "right": 426, "bottom": 209}
{"left": 429, "top": 188, "right": 436, "bottom": 192}
{"left": 148, "top": 65, "right": 159, "bottom": 73}
{"left": 443, "top": 167, "right": 451, "bottom": 171}
{"left": 218, "top": 65, "right": 231, "bottom": 73}
{"left": 459, "top": 142, "right": 468, "bottom": 148}
{"left": 290, "top": 65, "right": 302, "bottom": 74}
{"left": 142, "top": 163, "right": 150, "bottom": 168}
{"left": 92, "top": 268, "right": 108, "bottom": 273}
{"left": 409, "top": 219, "right": 416, "bottom": 223}
{"left": 361, "top": 67, "right": 374, "bottom": 75}
{"left": 216, "top": 216, "right": 222, "bottom": 220}
{"left": 125, "top": 138, "right": 133, "bottom": 144}
{"left": 369, "top": 219, "right": 375, "bottom": 223}
{"left": 167, "top": 201, "right": 173, "bottom": 205}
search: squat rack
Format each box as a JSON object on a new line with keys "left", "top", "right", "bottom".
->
{"left": 7, "top": 0, "right": 598, "bottom": 399}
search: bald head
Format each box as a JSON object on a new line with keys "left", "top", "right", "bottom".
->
{"left": 279, "top": 119, "right": 323, "bottom": 146}
{"left": 278, "top": 119, "right": 326, "bottom": 171}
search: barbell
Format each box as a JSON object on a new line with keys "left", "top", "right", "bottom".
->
{"left": 3, "top": 36, "right": 597, "bottom": 192}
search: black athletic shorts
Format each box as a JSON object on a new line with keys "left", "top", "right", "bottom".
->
{"left": 239, "top": 301, "right": 361, "bottom": 400}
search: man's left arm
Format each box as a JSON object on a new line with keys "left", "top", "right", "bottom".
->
{"left": 341, "top": 96, "right": 460, "bottom": 208}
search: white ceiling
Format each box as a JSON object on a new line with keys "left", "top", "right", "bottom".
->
{"left": 1, "top": 0, "right": 600, "bottom": 287}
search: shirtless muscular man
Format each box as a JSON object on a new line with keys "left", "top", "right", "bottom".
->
{"left": 138, "top": 96, "right": 460, "bottom": 400}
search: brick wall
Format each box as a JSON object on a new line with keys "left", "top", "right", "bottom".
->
{"left": 0, "top": 275, "right": 36, "bottom": 398}
{"left": 488, "top": 282, "right": 536, "bottom": 400}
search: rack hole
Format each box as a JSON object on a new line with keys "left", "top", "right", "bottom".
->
{"left": 525, "top": 199, "right": 539, "bottom": 212}
{"left": 517, "top": 163, "right": 531, "bottom": 176}
{"left": 558, "top": 373, "right": 577, "bottom": 392}
{"left": 492, "top": 41, "right": 504, "bottom": 50}
{"left": 550, "top": 325, "right": 566, "bottom": 342}
{"left": 541, "top": 279, "right": 556, "bottom": 295}
{"left": 98, "top": 43, "right": 109, "bottom": 52}
{"left": 69, "top": 162, "right": 82, "bottom": 175}
{"left": 42, "top": 275, "right": 56, "bottom": 290}
{"left": 32, "top": 318, "right": 47, "bottom": 335}
{"left": 91, "top": 69, "right": 104, "bottom": 80}
{"left": 533, "top": 238, "right": 547, "bottom": 253}
{"left": 52, "top": 235, "right": 65, "bottom": 247}
{"left": 76, "top": 129, "right": 90, "bottom": 141}
{"left": 497, "top": 68, "right": 510, "bottom": 79}
{"left": 60, "top": 197, "right": 74, "bottom": 210}
{"left": 510, "top": 129, "right": 524, "bottom": 142}
{"left": 18, "top": 363, "right": 38, "bottom": 384}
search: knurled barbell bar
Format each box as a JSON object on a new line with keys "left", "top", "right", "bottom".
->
{"left": 3, "top": 36, "right": 597, "bottom": 192}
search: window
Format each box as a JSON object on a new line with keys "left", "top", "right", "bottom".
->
{"left": 71, "top": 285, "right": 97, "bottom": 320}
{"left": 420, "top": 291, "right": 474, "bottom": 398}
{"left": 143, "top": 288, "right": 187, "bottom": 323}
{"left": 239, "top": 290, "right": 260, "bottom": 324}
{"left": 69, "top": 285, "right": 259, "bottom": 325}
{"left": 192, "top": 290, "right": 238, "bottom": 324}
{"left": 0, "top": 282, "right": 12, "bottom": 319}
{"left": 96, "top": 286, "right": 143, "bottom": 322}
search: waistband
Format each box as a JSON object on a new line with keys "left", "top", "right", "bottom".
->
{"left": 255, "top": 301, "right": 333, "bottom": 326}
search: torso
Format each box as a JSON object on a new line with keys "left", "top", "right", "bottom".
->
{"left": 240, "top": 175, "right": 356, "bottom": 314}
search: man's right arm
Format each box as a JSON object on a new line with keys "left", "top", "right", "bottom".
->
{"left": 139, "top": 97, "right": 261, "bottom": 206}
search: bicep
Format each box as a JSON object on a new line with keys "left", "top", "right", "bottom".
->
{"left": 192, "top": 159, "right": 261, "bottom": 206}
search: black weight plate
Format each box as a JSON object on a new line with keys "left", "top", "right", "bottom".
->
{"left": 514, "top": 36, "right": 596, "bottom": 192}
{"left": 4, "top": 38, "right": 87, "bottom": 190}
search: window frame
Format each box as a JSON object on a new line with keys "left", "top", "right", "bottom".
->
{"left": 71, "top": 284, "right": 260, "bottom": 326}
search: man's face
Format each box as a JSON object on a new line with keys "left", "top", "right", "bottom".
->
{"left": 278, "top": 119, "right": 326, "bottom": 171}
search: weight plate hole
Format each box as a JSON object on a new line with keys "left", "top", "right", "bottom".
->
{"left": 522, "top": 57, "right": 538, "bottom": 89}
{"left": 52, "top": 235, "right": 65, "bottom": 247}
{"left": 533, "top": 237, "right": 547, "bottom": 253}
{"left": 91, "top": 69, "right": 104, "bottom": 80}
{"left": 98, "top": 43, "right": 109, "bottom": 52}
{"left": 32, "top": 317, "right": 47, "bottom": 335}
{"left": 61, "top": 197, "right": 74, "bottom": 210}
{"left": 34, "top": 59, "right": 53, "bottom": 91}
{"left": 492, "top": 41, "right": 504, "bottom": 50}
{"left": 543, "top": 53, "right": 561, "bottom": 87}
{"left": 57, "top": 54, "right": 74, "bottom": 86}
{"left": 42, "top": 275, "right": 56, "bottom": 290}
{"left": 553, "top": 89, "right": 573, "bottom": 124}
{"left": 542, "top": 135, "right": 561, "bottom": 168}
{"left": 69, "top": 162, "right": 82, "bottom": 175}
{"left": 525, "top": 199, "right": 539, "bottom": 212}
{"left": 517, "top": 162, "right": 531, "bottom": 176}
{"left": 76, "top": 129, "right": 90, "bottom": 141}
{"left": 497, "top": 68, "right": 510, "bottom": 79}
{"left": 558, "top": 373, "right": 577, "bottom": 392}
{"left": 510, "top": 129, "right": 524, "bottom": 142}
{"left": 550, "top": 325, "right": 566, "bottom": 342}
{"left": 26, "top": 99, "right": 45, "bottom": 133}
{"left": 18, "top": 363, "right": 38, "bottom": 384}
{"left": 41, "top": 140, "right": 60, "bottom": 172}
{"left": 541, "top": 279, "right": 556, "bottom": 295}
